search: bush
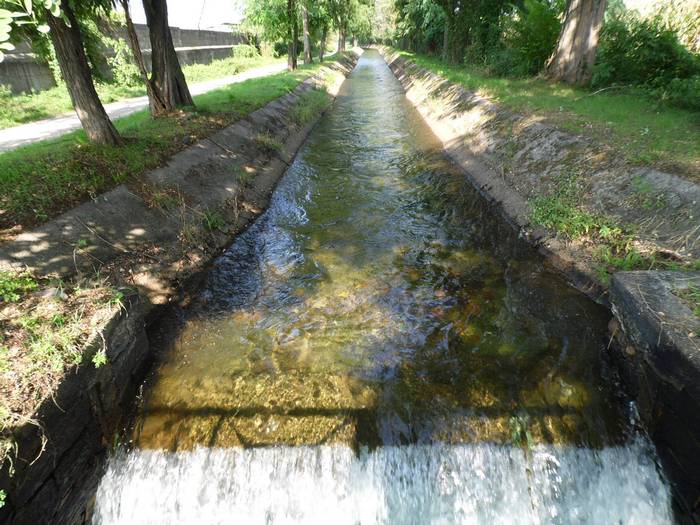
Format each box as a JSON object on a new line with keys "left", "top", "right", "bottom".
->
{"left": 593, "top": 14, "right": 700, "bottom": 88}
{"left": 653, "top": 75, "right": 700, "bottom": 111}
{"left": 107, "top": 39, "right": 141, "bottom": 87}
{"left": 232, "top": 44, "right": 260, "bottom": 59}
{"left": 483, "top": 0, "right": 562, "bottom": 77}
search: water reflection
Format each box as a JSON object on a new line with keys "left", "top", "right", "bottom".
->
{"left": 93, "top": 50, "right": 671, "bottom": 523}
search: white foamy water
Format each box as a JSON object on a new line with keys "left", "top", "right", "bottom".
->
{"left": 93, "top": 441, "right": 672, "bottom": 524}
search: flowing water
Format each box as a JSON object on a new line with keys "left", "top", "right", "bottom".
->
{"left": 93, "top": 50, "right": 672, "bottom": 524}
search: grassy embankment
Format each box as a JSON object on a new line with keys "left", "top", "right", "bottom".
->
{"left": 0, "top": 55, "right": 338, "bottom": 236}
{"left": 398, "top": 51, "right": 700, "bottom": 178}
{"left": 0, "top": 55, "right": 282, "bottom": 129}
{"left": 397, "top": 50, "right": 700, "bottom": 279}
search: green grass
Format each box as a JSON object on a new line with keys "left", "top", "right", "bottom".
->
{"left": 529, "top": 171, "right": 700, "bottom": 281}
{"left": 0, "top": 55, "right": 282, "bottom": 129}
{"left": 397, "top": 50, "right": 700, "bottom": 178}
{"left": 0, "top": 56, "right": 340, "bottom": 232}
{"left": 289, "top": 88, "right": 333, "bottom": 125}
{"left": 0, "top": 271, "right": 38, "bottom": 302}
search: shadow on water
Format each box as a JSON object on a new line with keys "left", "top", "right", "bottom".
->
{"left": 92, "top": 50, "right": 672, "bottom": 524}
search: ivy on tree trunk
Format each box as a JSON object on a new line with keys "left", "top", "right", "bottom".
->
{"left": 46, "top": 1, "right": 121, "bottom": 145}
{"left": 143, "top": 0, "right": 194, "bottom": 110}
{"left": 547, "top": 0, "right": 608, "bottom": 86}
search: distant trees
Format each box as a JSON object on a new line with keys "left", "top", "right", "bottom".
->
{"left": 245, "top": 0, "right": 373, "bottom": 67}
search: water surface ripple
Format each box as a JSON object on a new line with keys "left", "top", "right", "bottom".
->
{"left": 93, "top": 50, "right": 671, "bottom": 524}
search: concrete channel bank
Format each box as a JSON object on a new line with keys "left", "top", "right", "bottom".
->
{"left": 377, "top": 46, "right": 700, "bottom": 522}
{"left": 0, "top": 50, "right": 362, "bottom": 524}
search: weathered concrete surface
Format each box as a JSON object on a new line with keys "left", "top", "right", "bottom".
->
{"left": 0, "top": 50, "right": 361, "bottom": 525}
{"left": 610, "top": 271, "right": 700, "bottom": 522}
{"left": 377, "top": 47, "right": 700, "bottom": 304}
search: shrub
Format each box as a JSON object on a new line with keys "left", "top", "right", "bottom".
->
{"left": 232, "top": 44, "right": 260, "bottom": 59}
{"left": 593, "top": 14, "right": 700, "bottom": 88}
{"left": 107, "top": 39, "right": 141, "bottom": 87}
{"left": 501, "top": 0, "right": 562, "bottom": 76}
{"left": 653, "top": 75, "right": 700, "bottom": 111}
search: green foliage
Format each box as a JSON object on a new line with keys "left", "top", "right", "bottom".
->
{"left": 0, "top": 58, "right": 331, "bottom": 229}
{"left": 202, "top": 210, "right": 225, "bottom": 231}
{"left": 398, "top": 51, "right": 700, "bottom": 176}
{"left": 653, "top": 74, "right": 700, "bottom": 111}
{"left": 530, "top": 174, "right": 617, "bottom": 239}
{"left": 0, "top": 54, "right": 280, "bottom": 129}
{"left": 92, "top": 348, "right": 107, "bottom": 368}
{"left": 232, "top": 43, "right": 260, "bottom": 58}
{"left": 0, "top": 0, "right": 62, "bottom": 62}
{"left": 594, "top": 13, "right": 700, "bottom": 89}
{"left": 107, "top": 38, "right": 140, "bottom": 87}
{"left": 529, "top": 172, "right": 655, "bottom": 281}
{"left": 486, "top": 0, "right": 562, "bottom": 76}
{"left": 289, "top": 88, "right": 331, "bottom": 124}
{"left": 253, "top": 131, "right": 283, "bottom": 153}
{"left": 0, "top": 271, "right": 38, "bottom": 302}
{"left": 0, "top": 489, "right": 5, "bottom": 509}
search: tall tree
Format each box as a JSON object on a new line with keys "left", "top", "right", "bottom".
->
{"left": 142, "top": 0, "right": 194, "bottom": 109}
{"left": 119, "top": 0, "right": 167, "bottom": 115}
{"left": 318, "top": 21, "right": 328, "bottom": 61}
{"left": 302, "top": 4, "right": 312, "bottom": 64}
{"left": 45, "top": 0, "right": 121, "bottom": 145}
{"left": 286, "top": 0, "right": 298, "bottom": 70}
{"left": 547, "top": 0, "right": 608, "bottom": 85}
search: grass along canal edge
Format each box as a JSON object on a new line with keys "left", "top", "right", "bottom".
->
{"left": 0, "top": 54, "right": 335, "bottom": 241}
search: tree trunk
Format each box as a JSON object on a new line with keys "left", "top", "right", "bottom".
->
{"left": 46, "top": 1, "right": 121, "bottom": 145}
{"left": 442, "top": 14, "right": 449, "bottom": 61}
{"left": 319, "top": 25, "right": 327, "bottom": 62}
{"left": 302, "top": 6, "right": 312, "bottom": 65}
{"left": 546, "top": 0, "right": 607, "bottom": 86}
{"left": 338, "top": 26, "right": 346, "bottom": 52}
{"left": 120, "top": 0, "right": 167, "bottom": 115}
{"left": 143, "top": 0, "right": 194, "bottom": 109}
{"left": 287, "top": 0, "right": 298, "bottom": 70}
